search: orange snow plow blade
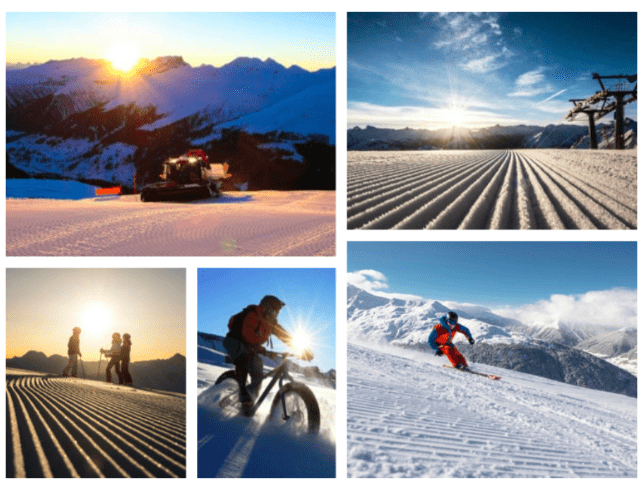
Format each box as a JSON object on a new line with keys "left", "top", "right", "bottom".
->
{"left": 95, "top": 186, "right": 121, "bottom": 196}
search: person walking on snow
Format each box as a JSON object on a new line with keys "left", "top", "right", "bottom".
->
{"left": 223, "top": 295, "right": 314, "bottom": 413}
{"left": 101, "top": 333, "right": 123, "bottom": 384}
{"left": 429, "top": 311, "right": 475, "bottom": 369}
{"left": 62, "top": 327, "right": 82, "bottom": 377}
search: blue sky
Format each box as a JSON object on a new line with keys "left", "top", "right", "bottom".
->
{"left": 198, "top": 268, "right": 336, "bottom": 371}
{"left": 7, "top": 12, "right": 335, "bottom": 71}
{"left": 348, "top": 12, "right": 637, "bottom": 129}
{"left": 348, "top": 242, "right": 637, "bottom": 307}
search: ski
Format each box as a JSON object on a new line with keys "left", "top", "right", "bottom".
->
{"left": 444, "top": 365, "right": 501, "bottom": 380}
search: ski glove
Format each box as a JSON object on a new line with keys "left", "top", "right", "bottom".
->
{"left": 468, "top": 337, "right": 475, "bottom": 345}
{"left": 435, "top": 349, "right": 443, "bottom": 356}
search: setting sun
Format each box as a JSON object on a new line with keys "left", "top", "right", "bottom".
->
{"left": 105, "top": 41, "right": 141, "bottom": 75}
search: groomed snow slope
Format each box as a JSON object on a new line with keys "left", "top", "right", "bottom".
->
{"left": 348, "top": 149, "right": 636, "bottom": 229}
{"left": 5, "top": 369, "right": 186, "bottom": 478}
{"left": 347, "top": 342, "right": 636, "bottom": 478}
{"left": 197, "top": 345, "right": 335, "bottom": 477}
{"left": 6, "top": 191, "right": 335, "bottom": 256}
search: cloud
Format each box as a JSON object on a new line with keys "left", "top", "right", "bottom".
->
{"left": 509, "top": 67, "right": 556, "bottom": 97}
{"left": 348, "top": 270, "right": 426, "bottom": 301}
{"left": 460, "top": 54, "right": 508, "bottom": 73}
{"left": 430, "top": 13, "right": 504, "bottom": 53}
{"left": 516, "top": 67, "right": 545, "bottom": 86}
{"left": 535, "top": 88, "right": 568, "bottom": 105}
{"left": 493, "top": 288, "right": 637, "bottom": 329}
{"left": 347, "top": 270, "right": 389, "bottom": 292}
{"left": 513, "top": 27, "right": 523, "bottom": 37}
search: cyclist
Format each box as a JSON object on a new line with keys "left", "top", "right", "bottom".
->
{"left": 429, "top": 311, "right": 475, "bottom": 369}
{"left": 223, "top": 295, "right": 314, "bottom": 412}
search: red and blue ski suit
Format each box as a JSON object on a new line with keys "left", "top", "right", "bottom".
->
{"left": 428, "top": 316, "right": 472, "bottom": 368}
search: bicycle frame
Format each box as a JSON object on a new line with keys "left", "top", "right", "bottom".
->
{"left": 247, "top": 354, "right": 293, "bottom": 416}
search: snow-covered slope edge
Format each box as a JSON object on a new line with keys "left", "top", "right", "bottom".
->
{"left": 347, "top": 342, "right": 636, "bottom": 478}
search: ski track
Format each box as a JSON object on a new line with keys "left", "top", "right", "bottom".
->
{"left": 347, "top": 343, "right": 636, "bottom": 478}
{"left": 347, "top": 149, "right": 636, "bottom": 229}
{"left": 6, "top": 373, "right": 186, "bottom": 478}
{"left": 6, "top": 191, "right": 335, "bottom": 256}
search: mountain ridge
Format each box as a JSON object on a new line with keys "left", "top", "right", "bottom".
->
{"left": 347, "top": 284, "right": 636, "bottom": 396}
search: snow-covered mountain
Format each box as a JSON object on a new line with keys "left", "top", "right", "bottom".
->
{"left": 7, "top": 57, "right": 336, "bottom": 191}
{"left": 347, "top": 121, "right": 635, "bottom": 150}
{"left": 347, "top": 342, "right": 636, "bottom": 478}
{"left": 570, "top": 117, "right": 637, "bottom": 149}
{"left": 347, "top": 284, "right": 636, "bottom": 395}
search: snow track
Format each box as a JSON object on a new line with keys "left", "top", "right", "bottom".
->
{"left": 347, "top": 149, "right": 636, "bottom": 229}
{"left": 6, "top": 191, "right": 335, "bottom": 256}
{"left": 6, "top": 372, "right": 186, "bottom": 478}
{"left": 347, "top": 343, "right": 636, "bottom": 478}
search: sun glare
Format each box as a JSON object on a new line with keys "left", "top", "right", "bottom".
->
{"left": 80, "top": 302, "right": 111, "bottom": 338}
{"left": 105, "top": 41, "right": 141, "bottom": 76}
{"left": 444, "top": 106, "right": 469, "bottom": 127}
{"left": 290, "top": 327, "right": 313, "bottom": 355}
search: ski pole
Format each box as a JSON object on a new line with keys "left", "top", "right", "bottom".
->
{"left": 80, "top": 357, "right": 86, "bottom": 378}
{"left": 97, "top": 352, "right": 102, "bottom": 378}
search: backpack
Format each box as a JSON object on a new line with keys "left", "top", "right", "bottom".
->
{"left": 228, "top": 305, "right": 272, "bottom": 345}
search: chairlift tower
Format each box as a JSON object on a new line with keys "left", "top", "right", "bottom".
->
{"left": 565, "top": 73, "right": 636, "bottom": 149}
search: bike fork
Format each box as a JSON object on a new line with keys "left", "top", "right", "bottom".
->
{"left": 278, "top": 374, "right": 290, "bottom": 421}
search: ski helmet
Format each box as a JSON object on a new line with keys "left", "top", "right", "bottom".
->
{"left": 447, "top": 311, "right": 458, "bottom": 324}
{"left": 112, "top": 332, "right": 121, "bottom": 340}
{"left": 73, "top": 326, "right": 81, "bottom": 334}
{"left": 260, "top": 295, "right": 285, "bottom": 311}
{"left": 123, "top": 333, "right": 131, "bottom": 340}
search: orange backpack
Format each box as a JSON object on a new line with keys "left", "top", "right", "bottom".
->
{"left": 228, "top": 305, "right": 272, "bottom": 345}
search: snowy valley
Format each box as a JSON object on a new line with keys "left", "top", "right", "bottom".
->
{"left": 6, "top": 56, "right": 335, "bottom": 191}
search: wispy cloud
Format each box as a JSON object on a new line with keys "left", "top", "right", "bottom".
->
{"left": 509, "top": 66, "right": 554, "bottom": 97}
{"left": 430, "top": 13, "right": 513, "bottom": 74}
{"left": 516, "top": 67, "right": 545, "bottom": 86}
{"left": 535, "top": 88, "right": 568, "bottom": 105}
{"left": 348, "top": 270, "right": 426, "bottom": 301}
{"left": 493, "top": 288, "right": 637, "bottom": 329}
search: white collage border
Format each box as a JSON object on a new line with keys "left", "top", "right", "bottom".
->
{"left": 2, "top": 3, "right": 641, "bottom": 481}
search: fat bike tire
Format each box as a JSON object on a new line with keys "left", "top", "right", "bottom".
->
{"left": 214, "top": 371, "right": 244, "bottom": 414}
{"left": 269, "top": 382, "right": 320, "bottom": 434}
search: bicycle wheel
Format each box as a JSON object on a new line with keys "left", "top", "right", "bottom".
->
{"left": 268, "top": 382, "right": 320, "bottom": 434}
{"left": 213, "top": 370, "right": 243, "bottom": 416}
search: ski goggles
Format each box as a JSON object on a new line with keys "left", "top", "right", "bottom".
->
{"left": 446, "top": 319, "right": 457, "bottom": 326}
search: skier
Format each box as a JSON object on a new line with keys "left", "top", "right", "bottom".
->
{"left": 120, "top": 333, "right": 133, "bottom": 387}
{"left": 62, "top": 327, "right": 82, "bottom": 377}
{"left": 429, "top": 311, "right": 475, "bottom": 370}
{"left": 222, "top": 295, "right": 314, "bottom": 413}
{"left": 101, "top": 333, "right": 123, "bottom": 384}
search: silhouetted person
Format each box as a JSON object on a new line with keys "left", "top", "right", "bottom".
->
{"left": 62, "top": 327, "right": 82, "bottom": 377}
{"left": 120, "top": 333, "right": 133, "bottom": 387}
{"left": 101, "top": 333, "right": 123, "bottom": 384}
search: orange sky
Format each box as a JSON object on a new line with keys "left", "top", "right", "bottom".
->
{"left": 6, "top": 269, "right": 185, "bottom": 362}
